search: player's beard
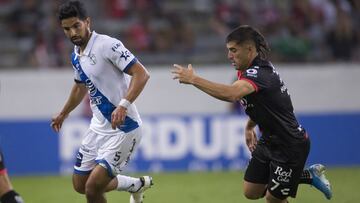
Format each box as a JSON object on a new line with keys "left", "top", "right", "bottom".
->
{"left": 71, "top": 29, "right": 91, "bottom": 47}
{"left": 71, "top": 37, "right": 85, "bottom": 46}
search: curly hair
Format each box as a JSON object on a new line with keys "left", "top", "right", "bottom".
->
{"left": 58, "top": 0, "right": 88, "bottom": 21}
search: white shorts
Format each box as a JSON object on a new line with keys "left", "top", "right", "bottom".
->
{"left": 74, "top": 127, "right": 142, "bottom": 177}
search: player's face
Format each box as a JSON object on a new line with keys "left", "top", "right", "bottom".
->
{"left": 61, "top": 17, "right": 91, "bottom": 47}
{"left": 226, "top": 41, "right": 252, "bottom": 71}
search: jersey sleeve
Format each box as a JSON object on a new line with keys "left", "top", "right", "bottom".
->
{"left": 239, "top": 66, "right": 270, "bottom": 92}
{"left": 72, "top": 65, "right": 84, "bottom": 83}
{"left": 102, "top": 38, "right": 137, "bottom": 73}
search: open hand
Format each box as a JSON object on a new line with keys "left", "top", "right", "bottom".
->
{"left": 172, "top": 64, "right": 196, "bottom": 84}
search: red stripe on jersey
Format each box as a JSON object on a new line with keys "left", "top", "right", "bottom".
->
{"left": 240, "top": 78, "right": 259, "bottom": 92}
{"left": 0, "top": 169, "right": 7, "bottom": 175}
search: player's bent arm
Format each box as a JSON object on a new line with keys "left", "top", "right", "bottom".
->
{"left": 191, "top": 77, "right": 256, "bottom": 102}
{"left": 123, "top": 62, "right": 150, "bottom": 103}
{"left": 59, "top": 83, "right": 87, "bottom": 116}
{"left": 51, "top": 83, "right": 87, "bottom": 132}
{"left": 245, "top": 118, "right": 257, "bottom": 130}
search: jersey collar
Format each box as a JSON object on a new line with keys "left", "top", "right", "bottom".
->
{"left": 249, "top": 56, "right": 273, "bottom": 68}
{"left": 74, "top": 31, "right": 98, "bottom": 57}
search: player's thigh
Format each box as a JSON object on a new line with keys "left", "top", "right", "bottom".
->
{"left": 85, "top": 165, "right": 112, "bottom": 192}
{"left": 243, "top": 156, "right": 269, "bottom": 199}
{"left": 72, "top": 173, "right": 89, "bottom": 194}
{"left": 265, "top": 190, "right": 288, "bottom": 203}
{"left": 243, "top": 181, "right": 267, "bottom": 200}
{"left": 97, "top": 127, "right": 142, "bottom": 176}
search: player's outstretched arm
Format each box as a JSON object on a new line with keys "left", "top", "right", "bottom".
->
{"left": 172, "top": 64, "right": 255, "bottom": 102}
{"left": 51, "top": 83, "right": 87, "bottom": 132}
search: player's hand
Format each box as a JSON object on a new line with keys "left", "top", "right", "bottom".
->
{"left": 111, "top": 106, "right": 127, "bottom": 130}
{"left": 245, "top": 128, "right": 257, "bottom": 152}
{"left": 51, "top": 113, "right": 68, "bottom": 133}
{"left": 172, "top": 64, "right": 196, "bottom": 84}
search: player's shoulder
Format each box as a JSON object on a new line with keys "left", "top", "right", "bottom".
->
{"left": 95, "top": 32, "right": 125, "bottom": 51}
{"left": 242, "top": 59, "right": 275, "bottom": 81}
{"left": 93, "top": 33, "right": 130, "bottom": 59}
{"left": 243, "top": 65, "right": 271, "bottom": 78}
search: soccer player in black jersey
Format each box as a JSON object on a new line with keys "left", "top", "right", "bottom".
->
{"left": 0, "top": 149, "right": 24, "bottom": 203}
{"left": 172, "top": 25, "right": 332, "bottom": 202}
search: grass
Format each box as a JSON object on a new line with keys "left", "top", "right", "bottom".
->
{"left": 11, "top": 167, "right": 360, "bottom": 203}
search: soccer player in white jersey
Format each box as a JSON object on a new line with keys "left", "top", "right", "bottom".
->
{"left": 51, "top": 1, "right": 152, "bottom": 203}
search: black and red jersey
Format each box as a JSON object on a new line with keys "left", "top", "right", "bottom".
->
{"left": 238, "top": 56, "right": 306, "bottom": 146}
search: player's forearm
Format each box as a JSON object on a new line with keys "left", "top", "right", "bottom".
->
{"left": 60, "top": 84, "right": 87, "bottom": 116}
{"left": 245, "top": 118, "right": 257, "bottom": 130}
{"left": 192, "top": 76, "right": 237, "bottom": 102}
{"left": 124, "top": 70, "right": 150, "bottom": 103}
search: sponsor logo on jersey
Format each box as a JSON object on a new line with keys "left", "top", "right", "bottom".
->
{"left": 111, "top": 42, "right": 131, "bottom": 61}
{"left": 85, "top": 79, "right": 97, "bottom": 96}
{"left": 120, "top": 50, "right": 131, "bottom": 61}
{"left": 90, "top": 96, "right": 102, "bottom": 105}
{"left": 111, "top": 43, "right": 122, "bottom": 52}
{"left": 89, "top": 53, "right": 97, "bottom": 65}
{"left": 240, "top": 98, "right": 254, "bottom": 109}
{"left": 84, "top": 79, "right": 103, "bottom": 105}
{"left": 246, "top": 68, "right": 258, "bottom": 78}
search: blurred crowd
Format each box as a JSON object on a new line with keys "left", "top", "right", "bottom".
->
{"left": 0, "top": 0, "right": 359, "bottom": 69}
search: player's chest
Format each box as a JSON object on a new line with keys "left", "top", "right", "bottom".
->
{"left": 78, "top": 53, "right": 108, "bottom": 76}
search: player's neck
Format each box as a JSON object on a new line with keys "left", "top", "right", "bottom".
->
{"left": 241, "top": 52, "right": 258, "bottom": 71}
{"left": 248, "top": 52, "right": 258, "bottom": 66}
{"left": 79, "top": 32, "right": 92, "bottom": 54}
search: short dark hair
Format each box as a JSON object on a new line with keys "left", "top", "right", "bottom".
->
{"left": 226, "top": 25, "right": 270, "bottom": 59}
{"left": 58, "top": 0, "right": 88, "bottom": 21}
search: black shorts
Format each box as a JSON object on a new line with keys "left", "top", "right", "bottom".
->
{"left": 244, "top": 136, "right": 310, "bottom": 199}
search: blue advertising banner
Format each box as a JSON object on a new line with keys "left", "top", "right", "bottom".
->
{"left": 0, "top": 113, "right": 359, "bottom": 176}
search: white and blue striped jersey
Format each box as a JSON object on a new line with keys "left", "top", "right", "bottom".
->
{"left": 71, "top": 31, "right": 141, "bottom": 135}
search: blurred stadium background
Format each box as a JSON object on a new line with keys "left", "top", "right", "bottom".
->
{"left": 0, "top": 0, "right": 359, "bottom": 202}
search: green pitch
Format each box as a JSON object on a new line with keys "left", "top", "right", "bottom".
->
{"left": 12, "top": 167, "right": 360, "bottom": 203}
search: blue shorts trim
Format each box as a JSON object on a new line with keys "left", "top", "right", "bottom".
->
{"left": 73, "top": 169, "right": 92, "bottom": 175}
{"left": 95, "top": 159, "right": 114, "bottom": 178}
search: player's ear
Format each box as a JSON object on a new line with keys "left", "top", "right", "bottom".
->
{"left": 85, "top": 17, "right": 91, "bottom": 27}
